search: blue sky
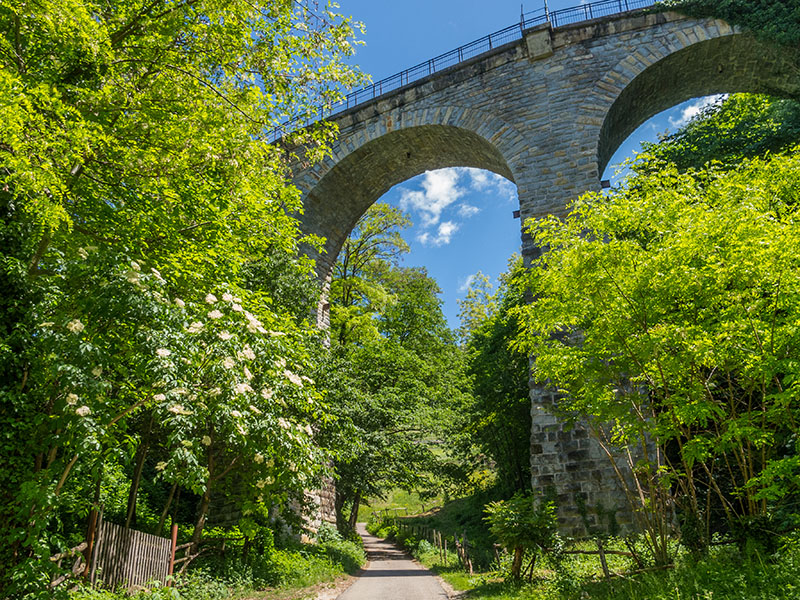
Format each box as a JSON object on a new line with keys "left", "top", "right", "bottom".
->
{"left": 335, "top": 0, "right": 722, "bottom": 327}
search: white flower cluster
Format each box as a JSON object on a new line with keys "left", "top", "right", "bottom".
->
{"left": 67, "top": 319, "right": 84, "bottom": 334}
{"left": 244, "top": 311, "right": 266, "bottom": 334}
{"left": 238, "top": 345, "right": 256, "bottom": 361}
{"left": 284, "top": 370, "right": 303, "bottom": 387}
{"left": 234, "top": 383, "right": 253, "bottom": 395}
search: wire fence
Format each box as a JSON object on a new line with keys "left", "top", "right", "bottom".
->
{"left": 269, "top": 0, "right": 658, "bottom": 141}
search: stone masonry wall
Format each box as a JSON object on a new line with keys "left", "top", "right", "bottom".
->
{"left": 290, "top": 8, "right": 800, "bottom": 535}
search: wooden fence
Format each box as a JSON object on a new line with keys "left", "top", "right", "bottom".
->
{"left": 89, "top": 516, "right": 175, "bottom": 591}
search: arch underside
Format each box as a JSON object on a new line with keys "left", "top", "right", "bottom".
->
{"left": 599, "top": 33, "right": 800, "bottom": 173}
{"left": 301, "top": 124, "right": 515, "bottom": 278}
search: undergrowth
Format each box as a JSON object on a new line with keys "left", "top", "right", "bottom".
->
{"left": 69, "top": 524, "right": 365, "bottom": 600}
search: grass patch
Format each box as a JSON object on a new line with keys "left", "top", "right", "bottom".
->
{"left": 357, "top": 489, "right": 443, "bottom": 522}
{"left": 69, "top": 537, "right": 365, "bottom": 600}
{"left": 369, "top": 491, "right": 800, "bottom": 600}
{"left": 411, "top": 535, "right": 800, "bottom": 600}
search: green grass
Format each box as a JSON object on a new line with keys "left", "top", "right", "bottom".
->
{"left": 410, "top": 536, "right": 800, "bottom": 600}
{"left": 357, "top": 489, "right": 443, "bottom": 522}
{"left": 69, "top": 538, "right": 366, "bottom": 600}
{"left": 369, "top": 490, "right": 800, "bottom": 600}
{"left": 380, "top": 488, "right": 506, "bottom": 569}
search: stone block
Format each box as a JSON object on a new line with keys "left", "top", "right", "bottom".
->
{"left": 526, "top": 27, "right": 554, "bottom": 61}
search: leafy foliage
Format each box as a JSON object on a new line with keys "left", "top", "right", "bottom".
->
{"left": 457, "top": 257, "right": 532, "bottom": 496}
{"left": 659, "top": 0, "right": 800, "bottom": 46}
{"left": 484, "top": 494, "right": 559, "bottom": 580}
{"left": 515, "top": 149, "right": 800, "bottom": 554}
{"left": 321, "top": 203, "right": 469, "bottom": 529}
{"left": 638, "top": 94, "right": 800, "bottom": 173}
{"left": 0, "top": 0, "right": 365, "bottom": 596}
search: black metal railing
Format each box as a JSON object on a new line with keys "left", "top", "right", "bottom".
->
{"left": 269, "top": 0, "right": 656, "bottom": 141}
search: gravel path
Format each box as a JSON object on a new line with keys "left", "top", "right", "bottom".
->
{"left": 336, "top": 523, "right": 449, "bottom": 600}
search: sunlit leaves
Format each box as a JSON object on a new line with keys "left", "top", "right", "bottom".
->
{"left": 515, "top": 148, "right": 800, "bottom": 517}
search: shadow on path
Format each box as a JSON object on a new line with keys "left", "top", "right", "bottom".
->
{"left": 336, "top": 523, "right": 449, "bottom": 600}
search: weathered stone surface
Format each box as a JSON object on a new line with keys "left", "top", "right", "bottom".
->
{"left": 292, "top": 8, "right": 800, "bottom": 535}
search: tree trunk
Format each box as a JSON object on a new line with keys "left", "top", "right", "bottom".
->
{"left": 125, "top": 440, "right": 149, "bottom": 529}
{"left": 157, "top": 481, "right": 178, "bottom": 536}
{"left": 191, "top": 450, "right": 214, "bottom": 552}
{"left": 334, "top": 487, "right": 347, "bottom": 531}
{"left": 348, "top": 491, "right": 362, "bottom": 530}
{"left": 191, "top": 481, "right": 212, "bottom": 553}
{"left": 511, "top": 546, "right": 524, "bottom": 579}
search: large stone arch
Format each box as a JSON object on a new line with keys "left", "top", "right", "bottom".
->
{"left": 292, "top": 6, "right": 800, "bottom": 535}
{"left": 298, "top": 107, "right": 525, "bottom": 281}
{"left": 590, "top": 23, "right": 800, "bottom": 174}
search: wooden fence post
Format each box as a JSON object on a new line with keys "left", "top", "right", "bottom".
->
{"left": 167, "top": 523, "right": 178, "bottom": 585}
{"left": 89, "top": 512, "right": 104, "bottom": 585}
{"left": 82, "top": 509, "right": 99, "bottom": 579}
{"left": 596, "top": 538, "right": 610, "bottom": 579}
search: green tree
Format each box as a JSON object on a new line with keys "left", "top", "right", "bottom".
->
{"left": 515, "top": 150, "right": 800, "bottom": 559}
{"left": 484, "top": 494, "right": 558, "bottom": 580}
{"left": 457, "top": 257, "right": 532, "bottom": 496}
{"left": 321, "top": 203, "right": 469, "bottom": 529}
{"left": 638, "top": 94, "right": 800, "bottom": 173}
{"left": 330, "top": 203, "right": 411, "bottom": 345}
{"left": 0, "top": 0, "right": 364, "bottom": 595}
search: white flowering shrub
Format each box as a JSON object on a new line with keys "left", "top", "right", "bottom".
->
{"left": 10, "top": 247, "right": 327, "bottom": 560}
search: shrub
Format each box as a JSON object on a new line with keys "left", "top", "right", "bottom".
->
{"left": 484, "top": 494, "right": 559, "bottom": 580}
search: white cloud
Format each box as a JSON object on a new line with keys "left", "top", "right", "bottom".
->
{"left": 459, "top": 273, "right": 477, "bottom": 294}
{"left": 669, "top": 94, "right": 728, "bottom": 129}
{"left": 398, "top": 167, "right": 517, "bottom": 248}
{"left": 400, "top": 169, "right": 464, "bottom": 227}
{"left": 458, "top": 204, "right": 480, "bottom": 218}
{"left": 467, "top": 169, "right": 490, "bottom": 190}
{"left": 418, "top": 221, "right": 460, "bottom": 247}
{"left": 460, "top": 167, "right": 517, "bottom": 202}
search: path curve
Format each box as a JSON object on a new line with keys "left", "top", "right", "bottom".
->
{"left": 336, "top": 523, "right": 449, "bottom": 600}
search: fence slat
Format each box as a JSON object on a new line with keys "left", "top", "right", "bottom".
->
{"left": 89, "top": 520, "right": 172, "bottom": 591}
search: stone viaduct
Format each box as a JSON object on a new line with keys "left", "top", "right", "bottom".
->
{"left": 290, "top": 5, "right": 800, "bottom": 533}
